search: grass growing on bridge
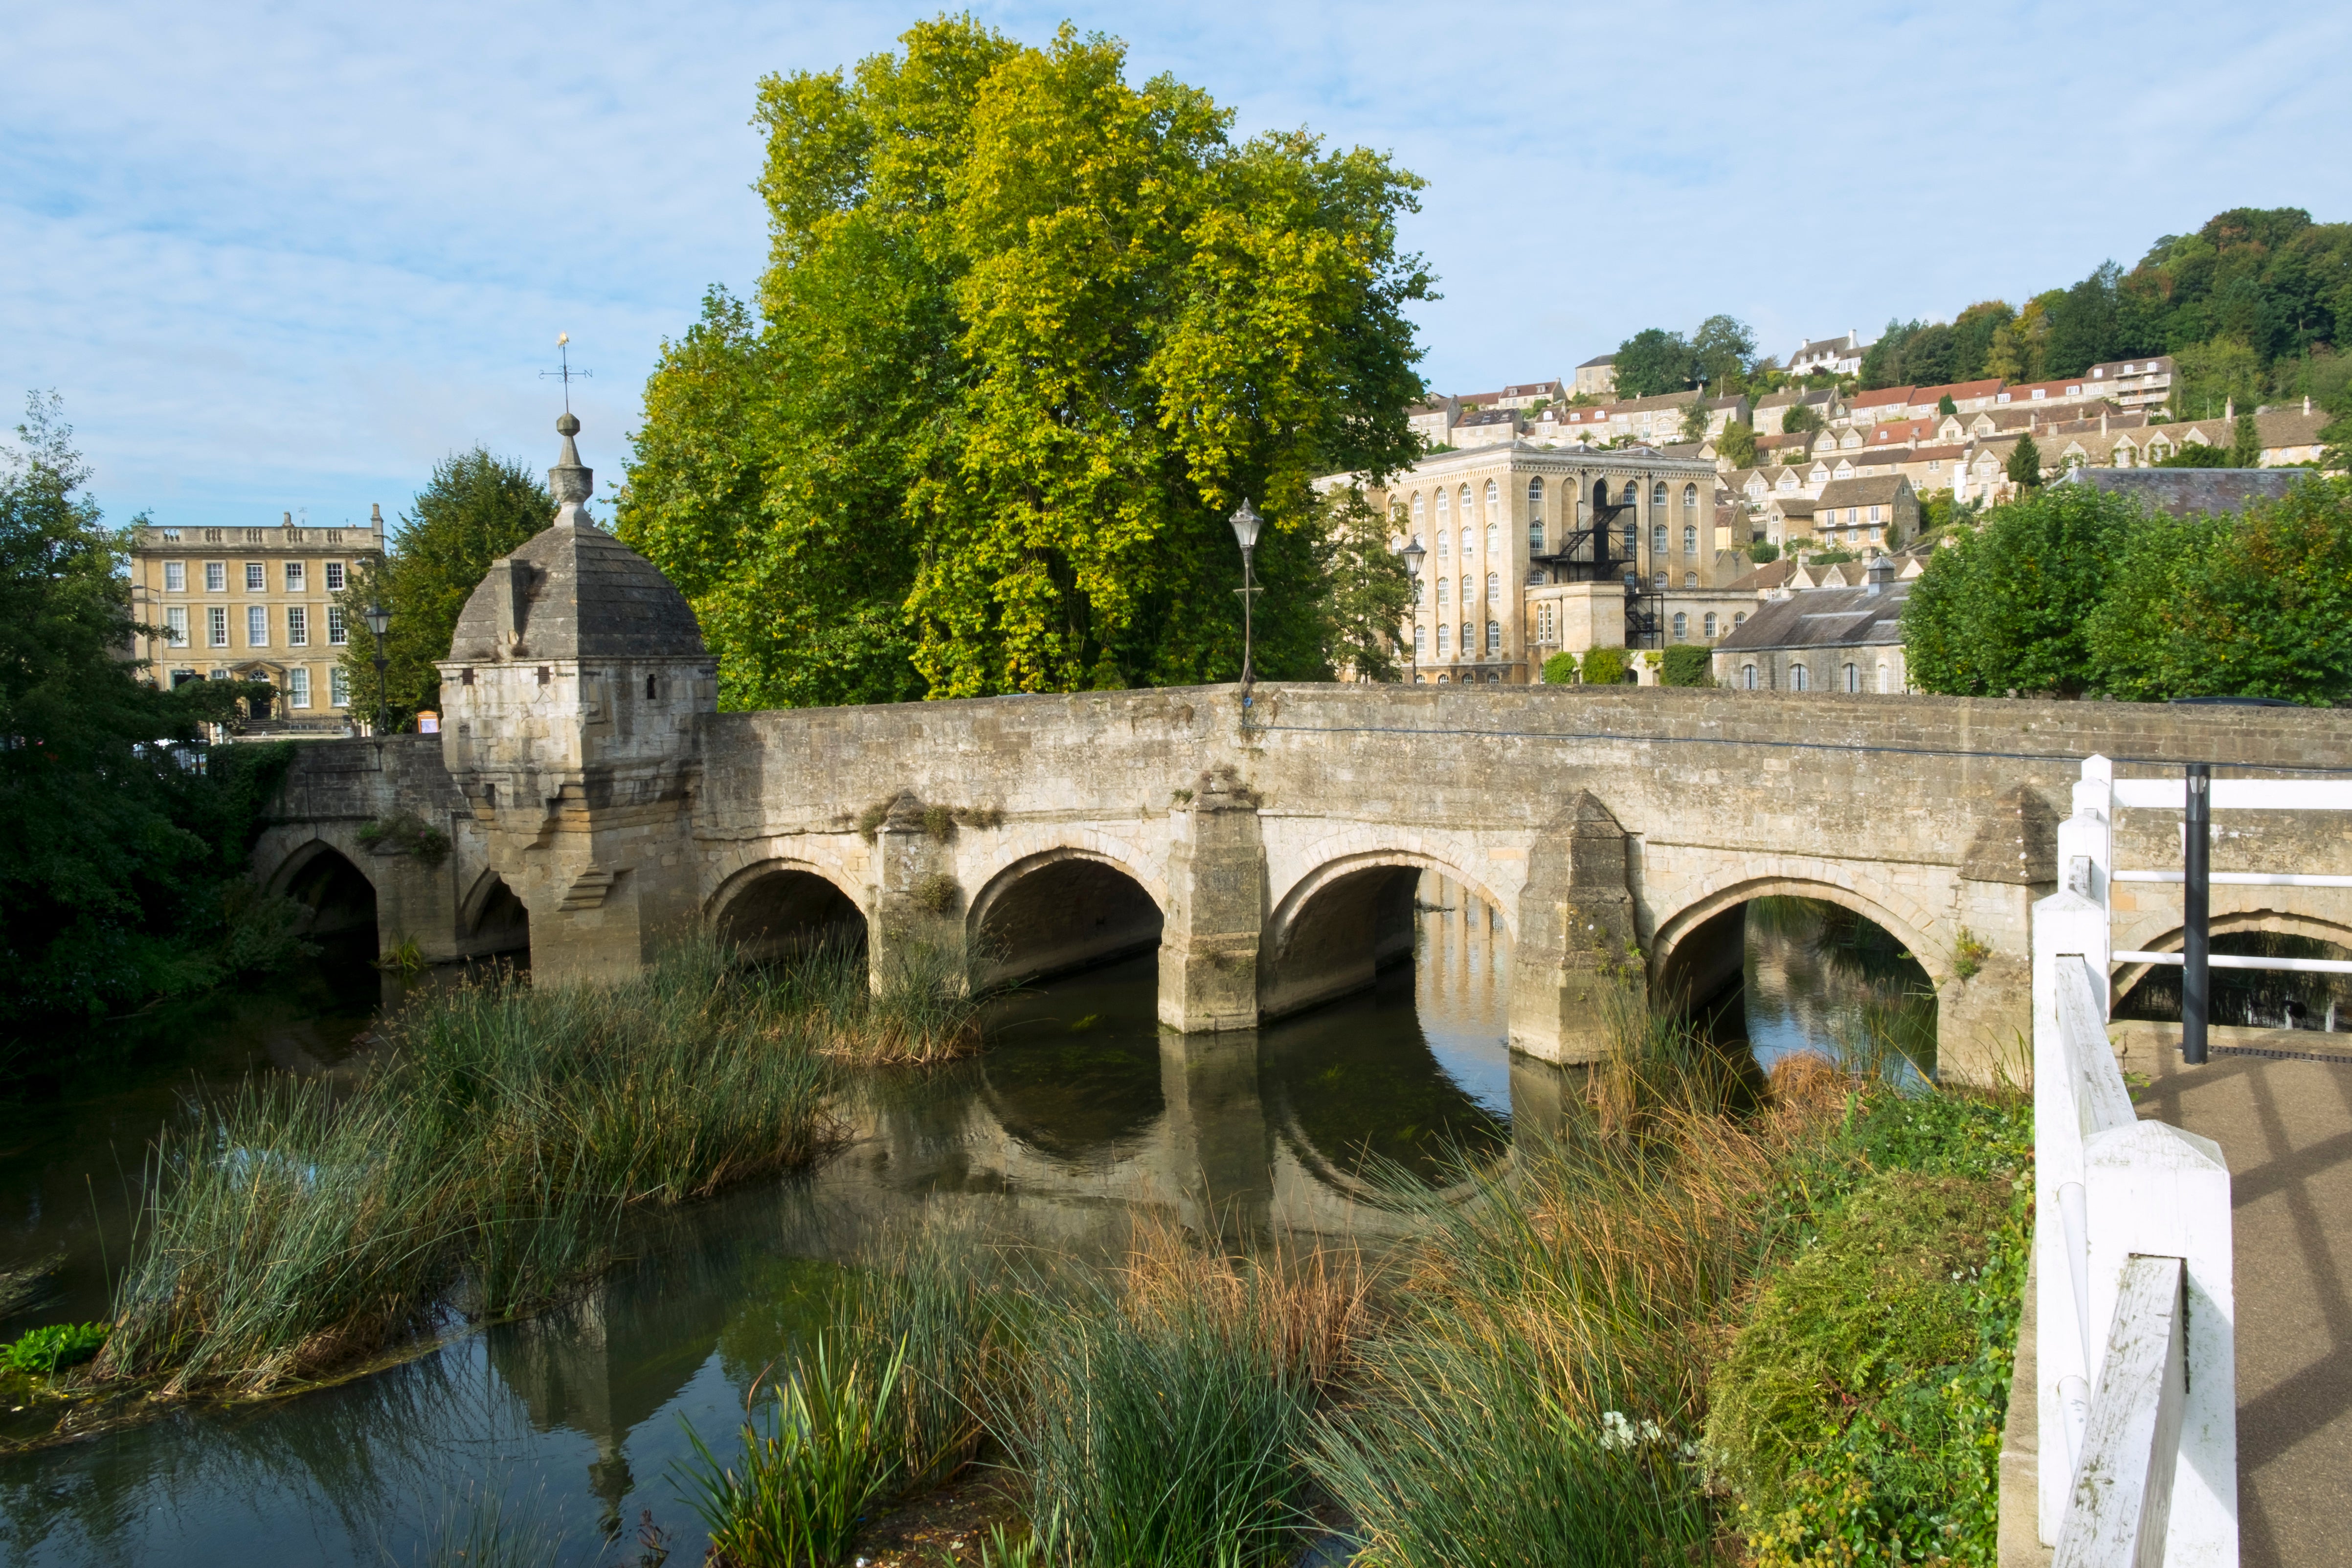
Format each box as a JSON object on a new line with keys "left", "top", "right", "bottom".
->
{"left": 96, "top": 932, "right": 979, "bottom": 1397}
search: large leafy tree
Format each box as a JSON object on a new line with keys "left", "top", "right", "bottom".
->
{"left": 2085, "top": 478, "right": 2352, "bottom": 705}
{"left": 1611, "top": 327, "right": 1696, "bottom": 400}
{"left": 0, "top": 396, "right": 284, "bottom": 1041}
{"left": 1901, "top": 482, "right": 2139, "bottom": 696}
{"left": 337, "top": 448, "right": 555, "bottom": 729}
{"left": 619, "top": 20, "right": 1432, "bottom": 704}
{"left": 1310, "top": 485, "right": 1412, "bottom": 682}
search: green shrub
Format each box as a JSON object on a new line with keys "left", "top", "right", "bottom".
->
{"left": 1661, "top": 645, "right": 1713, "bottom": 687}
{"left": 1749, "top": 540, "right": 1781, "bottom": 563}
{"left": 1542, "top": 650, "right": 1580, "bottom": 685}
{"left": 1580, "top": 646, "right": 1630, "bottom": 686}
{"left": 2, "top": 1321, "right": 109, "bottom": 1375}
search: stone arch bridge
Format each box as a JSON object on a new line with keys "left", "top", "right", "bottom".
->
{"left": 254, "top": 681, "right": 2352, "bottom": 1084}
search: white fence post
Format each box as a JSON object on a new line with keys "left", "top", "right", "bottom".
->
{"left": 2083, "top": 1121, "right": 2236, "bottom": 1566}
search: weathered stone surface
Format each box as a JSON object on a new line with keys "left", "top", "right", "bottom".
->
{"left": 256, "top": 675, "right": 2352, "bottom": 1084}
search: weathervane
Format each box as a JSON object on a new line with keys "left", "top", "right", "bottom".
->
{"left": 541, "top": 332, "right": 592, "bottom": 412}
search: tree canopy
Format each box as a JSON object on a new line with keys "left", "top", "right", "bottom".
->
{"left": 1904, "top": 476, "right": 2352, "bottom": 704}
{"left": 1611, "top": 315, "right": 1760, "bottom": 401}
{"left": 338, "top": 448, "right": 555, "bottom": 729}
{"left": 0, "top": 396, "right": 294, "bottom": 1050}
{"left": 618, "top": 19, "right": 1434, "bottom": 705}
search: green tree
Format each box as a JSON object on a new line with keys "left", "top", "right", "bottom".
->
{"left": 1716, "top": 422, "right": 1758, "bottom": 470}
{"left": 2007, "top": 433, "right": 2043, "bottom": 489}
{"left": 1858, "top": 320, "right": 1918, "bottom": 390}
{"left": 1613, "top": 328, "right": 1697, "bottom": 399}
{"left": 619, "top": 20, "right": 1432, "bottom": 702}
{"left": 1937, "top": 394, "right": 1959, "bottom": 418}
{"left": 337, "top": 448, "right": 555, "bottom": 730}
{"left": 2173, "top": 336, "right": 2262, "bottom": 421}
{"left": 2087, "top": 478, "right": 2352, "bottom": 704}
{"left": 2044, "top": 262, "right": 2124, "bottom": 378}
{"left": 1539, "top": 650, "right": 1578, "bottom": 685}
{"left": 1310, "top": 485, "right": 1413, "bottom": 681}
{"left": 1680, "top": 397, "right": 1710, "bottom": 441}
{"left": 1691, "top": 314, "right": 1758, "bottom": 393}
{"left": 1949, "top": 301, "right": 2015, "bottom": 381}
{"left": 1, "top": 396, "right": 290, "bottom": 1045}
{"left": 1780, "top": 401, "right": 1824, "bottom": 438}
{"left": 1901, "top": 483, "right": 2141, "bottom": 696}
{"left": 2230, "top": 411, "right": 2262, "bottom": 468}
{"left": 2156, "top": 443, "right": 2233, "bottom": 469}
{"left": 1579, "top": 645, "right": 1629, "bottom": 685}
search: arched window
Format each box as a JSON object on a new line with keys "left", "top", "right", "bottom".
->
{"left": 1652, "top": 523, "right": 1667, "bottom": 554}
{"left": 1844, "top": 662, "right": 1859, "bottom": 693}
{"left": 1414, "top": 625, "right": 1426, "bottom": 656}
{"left": 1683, "top": 482, "right": 1699, "bottom": 514}
{"left": 1684, "top": 571, "right": 1697, "bottom": 587}
{"left": 1734, "top": 611, "right": 1747, "bottom": 627}
{"left": 1653, "top": 571, "right": 1667, "bottom": 589}
{"left": 1703, "top": 612, "right": 1717, "bottom": 637}
{"left": 1672, "top": 611, "right": 1688, "bottom": 640}
{"left": 1459, "top": 622, "right": 1473, "bottom": 656}
{"left": 1742, "top": 663, "right": 1757, "bottom": 689}
{"left": 1486, "top": 620, "right": 1501, "bottom": 653}
{"left": 1485, "top": 523, "right": 1498, "bottom": 559}
{"left": 1436, "top": 624, "right": 1451, "bottom": 654}
{"left": 1437, "top": 672, "right": 1450, "bottom": 684}
{"left": 1621, "top": 526, "right": 1636, "bottom": 559}
{"left": 1460, "top": 528, "right": 1474, "bottom": 559}
{"left": 1459, "top": 487, "right": 1474, "bottom": 529}
{"left": 1485, "top": 479, "right": 1501, "bottom": 523}
{"left": 1436, "top": 578, "right": 1449, "bottom": 608}
{"left": 1791, "top": 663, "right": 1809, "bottom": 692}
{"left": 1459, "top": 575, "right": 1471, "bottom": 605}
{"left": 1529, "top": 519, "right": 1546, "bottom": 551}
{"left": 1527, "top": 476, "right": 1544, "bottom": 516}
{"left": 1652, "top": 481, "right": 1669, "bottom": 509}
{"left": 1435, "top": 489, "right": 1450, "bottom": 528}
{"left": 1485, "top": 571, "right": 1499, "bottom": 601}
{"left": 1876, "top": 661, "right": 1889, "bottom": 692}
{"left": 1411, "top": 493, "right": 1424, "bottom": 527}
{"left": 1622, "top": 481, "right": 1639, "bottom": 506}
{"left": 1682, "top": 524, "right": 1697, "bottom": 555}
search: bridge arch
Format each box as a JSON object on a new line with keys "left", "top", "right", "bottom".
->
{"left": 457, "top": 867, "right": 531, "bottom": 952}
{"left": 966, "top": 846, "right": 1166, "bottom": 992}
{"left": 707, "top": 857, "right": 867, "bottom": 960}
{"left": 1650, "top": 872, "right": 1949, "bottom": 1017}
{"left": 2110, "top": 907, "right": 2352, "bottom": 1002}
{"left": 265, "top": 836, "right": 381, "bottom": 943}
{"left": 1262, "top": 847, "right": 1515, "bottom": 1021}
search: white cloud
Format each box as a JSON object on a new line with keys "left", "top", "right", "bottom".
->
{"left": 6, "top": 0, "right": 2347, "bottom": 529}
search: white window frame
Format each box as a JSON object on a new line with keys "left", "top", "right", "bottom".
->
{"left": 246, "top": 605, "right": 269, "bottom": 647}
{"left": 205, "top": 561, "right": 227, "bottom": 592}
{"left": 325, "top": 561, "right": 346, "bottom": 591}
{"left": 289, "top": 668, "right": 312, "bottom": 709}
{"left": 331, "top": 666, "right": 352, "bottom": 708}
{"left": 285, "top": 561, "right": 306, "bottom": 591}
{"left": 164, "top": 560, "right": 186, "bottom": 592}
{"left": 207, "top": 605, "right": 229, "bottom": 647}
{"left": 287, "top": 605, "right": 308, "bottom": 647}
{"left": 165, "top": 606, "right": 189, "bottom": 648}
{"left": 327, "top": 605, "right": 348, "bottom": 646}
{"left": 244, "top": 562, "right": 266, "bottom": 592}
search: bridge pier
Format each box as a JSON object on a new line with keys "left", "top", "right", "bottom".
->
{"left": 868, "top": 792, "right": 970, "bottom": 989}
{"left": 1510, "top": 791, "right": 1641, "bottom": 1064}
{"left": 1157, "top": 768, "right": 1265, "bottom": 1033}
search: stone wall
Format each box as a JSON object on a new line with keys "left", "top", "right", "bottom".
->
{"left": 259, "top": 683, "right": 2352, "bottom": 1083}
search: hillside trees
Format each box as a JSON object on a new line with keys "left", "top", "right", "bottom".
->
{"left": 618, "top": 19, "right": 1434, "bottom": 703}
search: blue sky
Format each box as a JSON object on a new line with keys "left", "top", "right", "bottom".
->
{"left": 7, "top": 2, "right": 2348, "bottom": 533}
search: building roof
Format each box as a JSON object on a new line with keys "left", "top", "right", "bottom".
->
{"left": 1754, "top": 388, "right": 1839, "bottom": 412}
{"left": 1792, "top": 331, "right": 1863, "bottom": 360}
{"left": 1577, "top": 353, "right": 1616, "bottom": 368}
{"left": 1848, "top": 386, "right": 1917, "bottom": 411}
{"left": 1868, "top": 419, "right": 1936, "bottom": 445}
{"left": 2058, "top": 468, "right": 2310, "bottom": 517}
{"left": 449, "top": 416, "right": 707, "bottom": 663}
{"left": 1816, "top": 475, "right": 1914, "bottom": 508}
{"left": 2086, "top": 356, "right": 2174, "bottom": 378}
{"left": 1457, "top": 408, "right": 1520, "bottom": 427}
{"left": 1770, "top": 495, "right": 1820, "bottom": 518}
{"left": 1911, "top": 379, "right": 2003, "bottom": 406}
{"left": 1994, "top": 378, "right": 2090, "bottom": 404}
{"left": 1715, "top": 572, "right": 1909, "bottom": 653}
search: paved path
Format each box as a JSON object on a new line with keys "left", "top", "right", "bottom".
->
{"left": 2116, "top": 1022, "right": 2352, "bottom": 1568}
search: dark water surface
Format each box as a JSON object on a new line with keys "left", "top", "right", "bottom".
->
{"left": 0, "top": 883, "right": 1913, "bottom": 1565}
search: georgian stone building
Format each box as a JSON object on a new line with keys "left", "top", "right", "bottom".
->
{"left": 128, "top": 507, "right": 387, "bottom": 731}
{"left": 1352, "top": 441, "right": 1737, "bottom": 684}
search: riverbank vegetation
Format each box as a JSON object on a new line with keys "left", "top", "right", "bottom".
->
{"left": 676, "top": 997, "right": 2032, "bottom": 1567}
{"left": 86, "top": 935, "right": 976, "bottom": 1398}
{"left": 0, "top": 396, "right": 307, "bottom": 1078}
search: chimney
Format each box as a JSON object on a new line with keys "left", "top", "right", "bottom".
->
{"left": 370, "top": 502, "right": 384, "bottom": 537}
{"left": 2306, "top": 395, "right": 2314, "bottom": 416}
{"left": 2100, "top": 409, "right": 2108, "bottom": 435}
{"left": 2225, "top": 396, "right": 2235, "bottom": 421}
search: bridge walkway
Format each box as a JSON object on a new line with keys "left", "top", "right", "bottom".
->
{"left": 2116, "top": 1021, "right": 2352, "bottom": 1568}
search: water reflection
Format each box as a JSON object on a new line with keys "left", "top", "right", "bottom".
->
{"left": 1733, "top": 896, "right": 1938, "bottom": 1083}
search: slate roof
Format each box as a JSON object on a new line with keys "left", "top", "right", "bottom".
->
{"left": 1715, "top": 573, "right": 1909, "bottom": 653}
{"left": 449, "top": 418, "right": 707, "bottom": 662}
{"left": 1577, "top": 353, "right": 1616, "bottom": 368}
{"left": 2057, "top": 468, "right": 2309, "bottom": 517}
{"left": 1815, "top": 475, "right": 1913, "bottom": 508}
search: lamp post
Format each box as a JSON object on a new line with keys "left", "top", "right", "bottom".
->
{"left": 363, "top": 599, "right": 393, "bottom": 737}
{"left": 1229, "top": 499, "right": 1264, "bottom": 703}
{"left": 1400, "top": 537, "right": 1426, "bottom": 684}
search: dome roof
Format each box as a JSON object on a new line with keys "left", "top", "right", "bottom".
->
{"left": 446, "top": 411, "right": 707, "bottom": 663}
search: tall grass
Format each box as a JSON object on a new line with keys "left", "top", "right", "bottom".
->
{"left": 753, "top": 935, "right": 984, "bottom": 1067}
{"left": 997, "top": 1226, "right": 1366, "bottom": 1568}
{"left": 100, "top": 933, "right": 839, "bottom": 1395}
{"left": 1305, "top": 986, "right": 1841, "bottom": 1566}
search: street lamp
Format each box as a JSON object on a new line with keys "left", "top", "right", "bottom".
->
{"left": 363, "top": 599, "right": 393, "bottom": 737}
{"left": 1399, "top": 537, "right": 1426, "bottom": 684}
{"left": 1229, "top": 499, "right": 1264, "bottom": 702}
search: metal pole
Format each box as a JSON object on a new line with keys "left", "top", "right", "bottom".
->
{"left": 374, "top": 635, "right": 390, "bottom": 739}
{"left": 2183, "top": 762, "right": 2211, "bottom": 1065}
{"left": 1239, "top": 545, "right": 1256, "bottom": 700}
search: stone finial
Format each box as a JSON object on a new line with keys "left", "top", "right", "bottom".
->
{"left": 549, "top": 410, "right": 593, "bottom": 524}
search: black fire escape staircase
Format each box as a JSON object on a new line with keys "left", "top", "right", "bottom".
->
{"left": 1528, "top": 493, "right": 1665, "bottom": 650}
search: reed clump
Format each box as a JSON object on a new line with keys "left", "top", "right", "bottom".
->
{"left": 100, "top": 933, "right": 839, "bottom": 1396}
{"left": 760, "top": 937, "right": 984, "bottom": 1067}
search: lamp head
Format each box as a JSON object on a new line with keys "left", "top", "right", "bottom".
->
{"left": 1400, "top": 538, "right": 1426, "bottom": 574}
{"left": 1228, "top": 498, "right": 1263, "bottom": 552}
{"left": 363, "top": 601, "right": 392, "bottom": 638}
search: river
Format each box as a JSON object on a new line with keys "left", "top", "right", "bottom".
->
{"left": 0, "top": 880, "right": 1933, "bottom": 1565}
